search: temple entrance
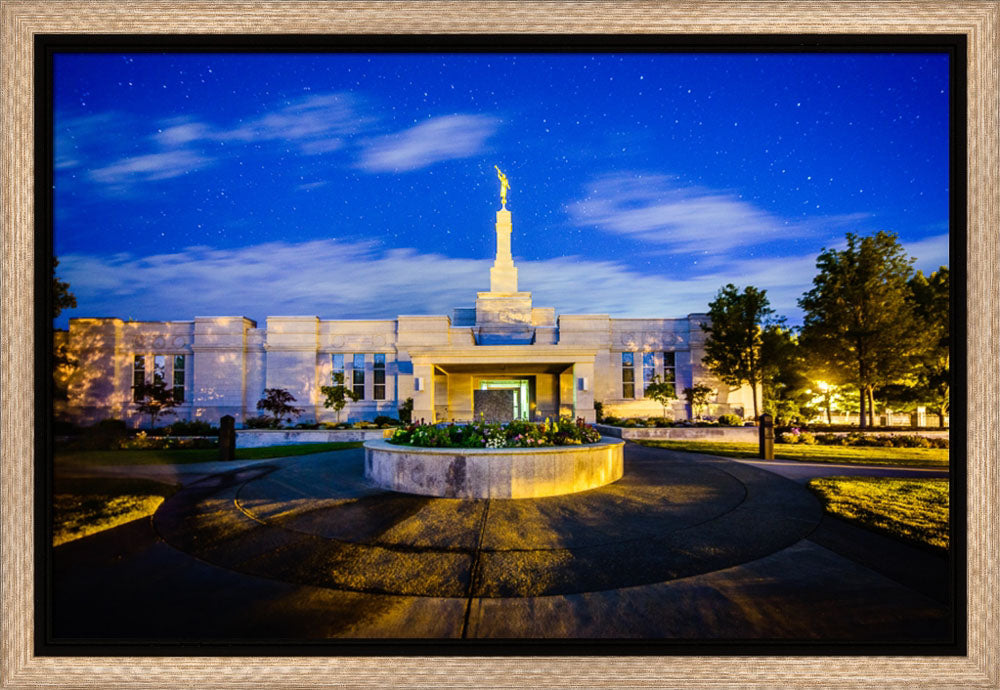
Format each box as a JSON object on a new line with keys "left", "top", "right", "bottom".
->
{"left": 476, "top": 379, "right": 530, "bottom": 421}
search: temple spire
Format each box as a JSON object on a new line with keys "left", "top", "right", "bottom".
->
{"left": 490, "top": 167, "right": 517, "bottom": 292}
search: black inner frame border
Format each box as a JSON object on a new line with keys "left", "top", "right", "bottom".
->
{"left": 32, "top": 32, "right": 968, "bottom": 657}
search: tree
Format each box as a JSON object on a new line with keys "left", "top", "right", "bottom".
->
{"left": 52, "top": 257, "right": 77, "bottom": 320}
{"left": 644, "top": 374, "right": 677, "bottom": 418}
{"left": 683, "top": 383, "right": 714, "bottom": 420}
{"left": 319, "top": 373, "right": 360, "bottom": 422}
{"left": 701, "top": 284, "right": 781, "bottom": 421}
{"left": 908, "top": 267, "right": 950, "bottom": 426}
{"left": 52, "top": 257, "right": 78, "bottom": 402}
{"left": 134, "top": 380, "right": 179, "bottom": 429}
{"left": 798, "top": 231, "right": 927, "bottom": 428}
{"left": 398, "top": 397, "right": 414, "bottom": 424}
{"left": 760, "top": 327, "right": 817, "bottom": 425}
{"left": 256, "top": 388, "right": 303, "bottom": 426}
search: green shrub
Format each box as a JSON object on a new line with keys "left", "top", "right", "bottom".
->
{"left": 797, "top": 431, "right": 817, "bottom": 445}
{"left": 166, "top": 420, "right": 217, "bottom": 436}
{"left": 602, "top": 415, "right": 622, "bottom": 426}
{"left": 243, "top": 415, "right": 280, "bottom": 429}
{"left": 717, "top": 414, "right": 742, "bottom": 427}
{"left": 117, "top": 431, "right": 216, "bottom": 450}
{"left": 398, "top": 397, "right": 414, "bottom": 423}
{"left": 777, "top": 431, "right": 799, "bottom": 444}
{"left": 373, "top": 415, "right": 401, "bottom": 428}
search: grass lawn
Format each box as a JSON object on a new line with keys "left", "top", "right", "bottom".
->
{"left": 52, "top": 476, "right": 180, "bottom": 546}
{"left": 635, "top": 440, "right": 948, "bottom": 468}
{"left": 807, "top": 476, "right": 949, "bottom": 553}
{"left": 54, "top": 441, "right": 364, "bottom": 467}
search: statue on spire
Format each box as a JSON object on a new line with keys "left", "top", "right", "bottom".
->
{"left": 495, "top": 165, "right": 511, "bottom": 207}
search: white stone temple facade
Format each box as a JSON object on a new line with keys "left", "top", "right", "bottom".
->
{"left": 55, "top": 178, "right": 755, "bottom": 428}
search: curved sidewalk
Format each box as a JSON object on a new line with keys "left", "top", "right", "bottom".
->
{"left": 51, "top": 444, "right": 952, "bottom": 641}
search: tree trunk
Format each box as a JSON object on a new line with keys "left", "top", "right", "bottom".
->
{"left": 858, "top": 388, "right": 867, "bottom": 429}
{"left": 866, "top": 388, "right": 875, "bottom": 427}
{"left": 752, "top": 381, "right": 759, "bottom": 422}
{"left": 825, "top": 398, "right": 832, "bottom": 425}
{"left": 938, "top": 409, "right": 945, "bottom": 427}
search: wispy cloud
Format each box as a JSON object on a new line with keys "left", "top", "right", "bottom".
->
{"left": 62, "top": 94, "right": 497, "bottom": 192}
{"left": 567, "top": 172, "right": 868, "bottom": 255}
{"left": 357, "top": 115, "right": 498, "bottom": 172}
{"left": 90, "top": 150, "right": 211, "bottom": 184}
{"left": 58, "top": 237, "right": 828, "bottom": 328}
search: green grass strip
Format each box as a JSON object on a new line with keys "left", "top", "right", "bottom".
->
{"left": 55, "top": 441, "right": 363, "bottom": 467}
{"left": 807, "top": 476, "right": 949, "bottom": 553}
{"left": 635, "top": 440, "right": 948, "bottom": 468}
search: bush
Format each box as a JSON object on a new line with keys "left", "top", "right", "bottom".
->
{"left": 797, "top": 431, "right": 817, "bottom": 445}
{"left": 717, "top": 414, "right": 742, "bottom": 427}
{"left": 601, "top": 415, "right": 622, "bottom": 426}
{"left": 373, "top": 416, "right": 402, "bottom": 428}
{"left": 777, "top": 432, "right": 799, "bottom": 444}
{"left": 593, "top": 401, "right": 604, "bottom": 423}
{"left": 805, "top": 431, "right": 948, "bottom": 449}
{"left": 61, "top": 418, "right": 130, "bottom": 450}
{"left": 165, "top": 420, "right": 217, "bottom": 436}
{"left": 293, "top": 422, "right": 320, "bottom": 429}
{"left": 243, "top": 415, "right": 280, "bottom": 429}
{"left": 117, "top": 431, "right": 217, "bottom": 450}
{"left": 398, "top": 397, "right": 414, "bottom": 424}
{"left": 389, "top": 417, "right": 601, "bottom": 448}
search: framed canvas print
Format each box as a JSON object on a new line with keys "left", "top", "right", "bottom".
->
{"left": 3, "top": 2, "right": 997, "bottom": 688}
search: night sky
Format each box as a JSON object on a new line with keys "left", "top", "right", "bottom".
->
{"left": 53, "top": 52, "right": 950, "bottom": 329}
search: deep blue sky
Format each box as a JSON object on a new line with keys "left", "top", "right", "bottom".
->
{"left": 53, "top": 52, "right": 950, "bottom": 328}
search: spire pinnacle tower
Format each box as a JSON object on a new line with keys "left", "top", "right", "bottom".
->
{"left": 490, "top": 167, "right": 518, "bottom": 293}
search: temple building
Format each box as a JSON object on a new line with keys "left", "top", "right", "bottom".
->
{"left": 55, "top": 172, "right": 755, "bottom": 427}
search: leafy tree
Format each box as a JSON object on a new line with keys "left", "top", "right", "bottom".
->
{"left": 52, "top": 257, "right": 78, "bottom": 402}
{"left": 798, "top": 231, "right": 927, "bottom": 428}
{"left": 256, "top": 388, "right": 303, "bottom": 426}
{"left": 701, "top": 284, "right": 782, "bottom": 421}
{"left": 398, "top": 397, "right": 414, "bottom": 424}
{"left": 134, "top": 380, "right": 179, "bottom": 429}
{"left": 52, "top": 257, "right": 77, "bottom": 320}
{"left": 908, "top": 267, "right": 950, "bottom": 426}
{"left": 644, "top": 374, "right": 677, "bottom": 418}
{"left": 319, "top": 373, "right": 360, "bottom": 422}
{"left": 760, "top": 327, "right": 817, "bottom": 425}
{"left": 683, "top": 383, "right": 714, "bottom": 420}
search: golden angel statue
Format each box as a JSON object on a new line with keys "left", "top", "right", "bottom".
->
{"left": 495, "top": 165, "right": 511, "bottom": 207}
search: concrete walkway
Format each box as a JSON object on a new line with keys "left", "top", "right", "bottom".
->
{"left": 51, "top": 444, "right": 952, "bottom": 641}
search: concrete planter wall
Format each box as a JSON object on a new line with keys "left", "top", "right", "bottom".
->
{"left": 236, "top": 428, "right": 393, "bottom": 448}
{"left": 595, "top": 424, "right": 759, "bottom": 441}
{"left": 364, "top": 437, "right": 625, "bottom": 499}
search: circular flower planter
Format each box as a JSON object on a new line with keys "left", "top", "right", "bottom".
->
{"left": 363, "top": 437, "right": 625, "bottom": 499}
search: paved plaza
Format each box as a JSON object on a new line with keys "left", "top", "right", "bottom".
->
{"left": 52, "top": 444, "right": 952, "bottom": 640}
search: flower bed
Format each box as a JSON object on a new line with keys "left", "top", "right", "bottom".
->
{"left": 365, "top": 436, "right": 624, "bottom": 499}
{"left": 387, "top": 417, "right": 602, "bottom": 449}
